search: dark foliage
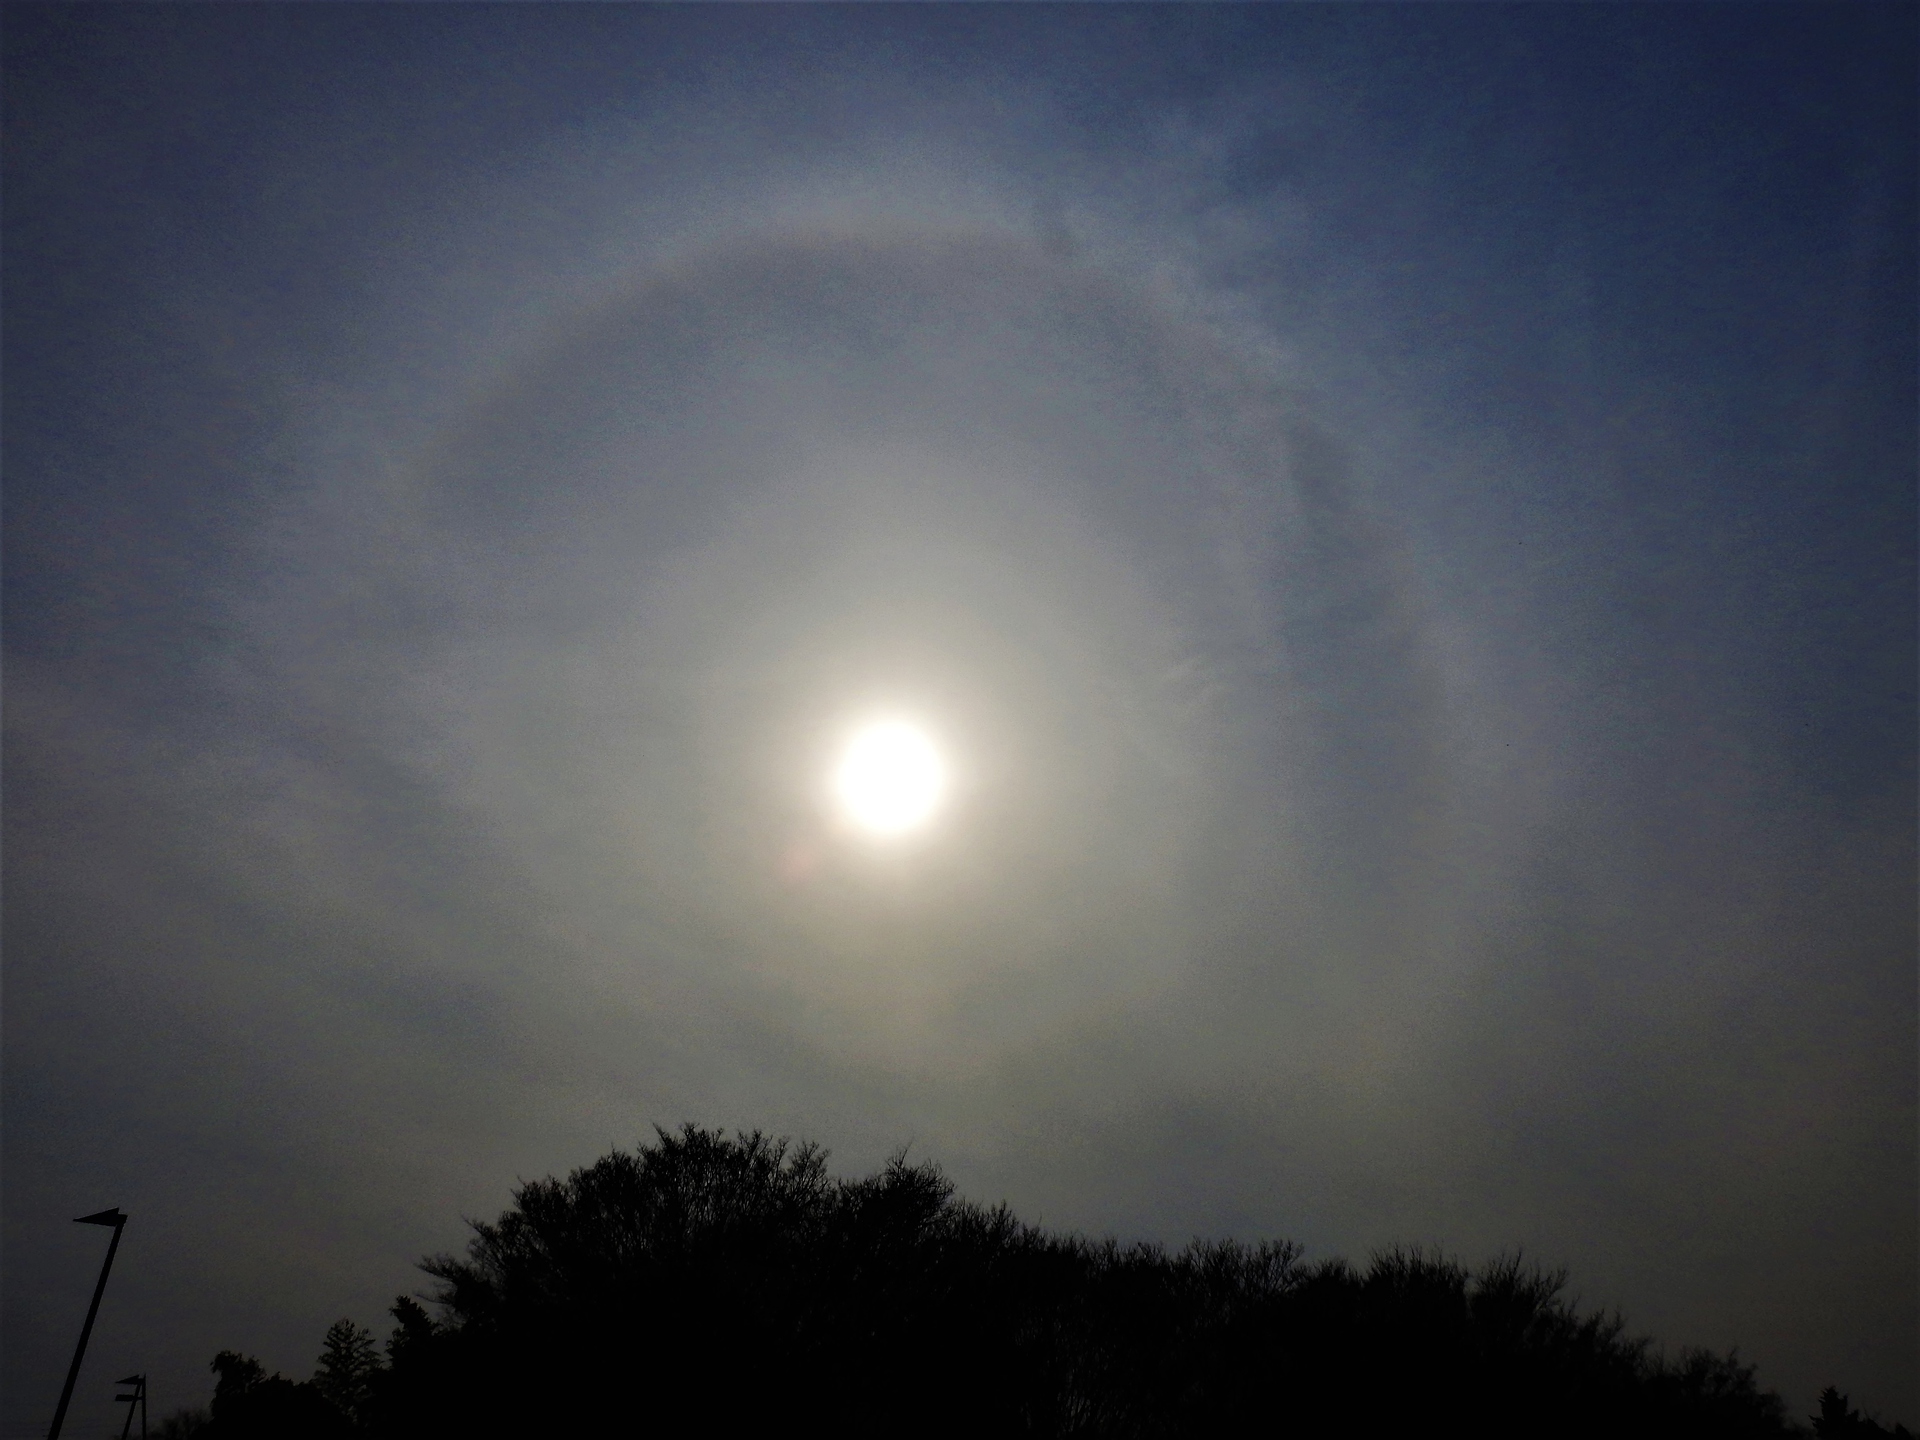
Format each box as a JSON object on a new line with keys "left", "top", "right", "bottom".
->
{"left": 207, "top": 1127, "right": 1901, "bottom": 1438}
{"left": 1814, "top": 1386, "right": 1918, "bottom": 1439}
{"left": 201, "top": 1350, "right": 349, "bottom": 1439}
{"left": 313, "top": 1319, "right": 383, "bottom": 1428}
{"left": 151, "top": 1408, "right": 211, "bottom": 1440}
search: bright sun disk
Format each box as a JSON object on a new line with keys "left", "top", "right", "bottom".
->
{"left": 832, "top": 720, "right": 947, "bottom": 837}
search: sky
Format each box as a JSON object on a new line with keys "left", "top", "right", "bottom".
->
{"left": 3, "top": 4, "right": 1914, "bottom": 1433}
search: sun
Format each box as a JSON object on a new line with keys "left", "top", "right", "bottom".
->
{"left": 831, "top": 718, "right": 948, "bottom": 837}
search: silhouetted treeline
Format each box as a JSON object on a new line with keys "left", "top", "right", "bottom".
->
{"left": 196, "top": 1125, "right": 1907, "bottom": 1439}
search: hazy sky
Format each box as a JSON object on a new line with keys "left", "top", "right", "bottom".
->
{"left": 5, "top": 5, "right": 1914, "bottom": 1433}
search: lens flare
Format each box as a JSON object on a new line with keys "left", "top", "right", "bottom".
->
{"left": 831, "top": 719, "right": 947, "bottom": 837}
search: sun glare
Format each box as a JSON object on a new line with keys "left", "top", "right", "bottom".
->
{"left": 831, "top": 719, "right": 947, "bottom": 837}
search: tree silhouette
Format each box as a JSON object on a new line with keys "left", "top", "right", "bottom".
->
{"left": 313, "top": 1319, "right": 382, "bottom": 1429}
{"left": 150, "top": 1408, "right": 210, "bottom": 1439}
{"left": 1815, "top": 1386, "right": 1918, "bottom": 1439}
{"left": 206, "top": 1126, "right": 1907, "bottom": 1438}
{"left": 202, "top": 1348, "right": 349, "bottom": 1439}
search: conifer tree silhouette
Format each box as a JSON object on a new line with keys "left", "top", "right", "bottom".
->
{"left": 313, "top": 1320, "right": 383, "bottom": 1429}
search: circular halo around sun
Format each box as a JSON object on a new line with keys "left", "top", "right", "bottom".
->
{"left": 831, "top": 719, "right": 948, "bottom": 837}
